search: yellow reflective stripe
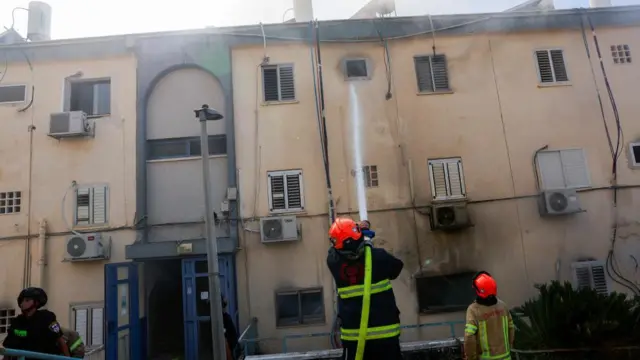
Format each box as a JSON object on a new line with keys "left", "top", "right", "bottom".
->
{"left": 355, "top": 246, "right": 373, "bottom": 360}
{"left": 465, "top": 323, "right": 478, "bottom": 335}
{"left": 479, "top": 321, "right": 489, "bottom": 357}
{"left": 340, "top": 323, "right": 402, "bottom": 341}
{"left": 69, "top": 338, "right": 83, "bottom": 351}
{"left": 502, "top": 316, "right": 510, "bottom": 352}
{"left": 337, "top": 279, "right": 392, "bottom": 299}
{"left": 480, "top": 354, "right": 511, "bottom": 360}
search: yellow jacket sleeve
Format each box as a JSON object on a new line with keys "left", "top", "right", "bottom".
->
{"left": 464, "top": 305, "right": 479, "bottom": 360}
{"left": 507, "top": 309, "right": 515, "bottom": 348}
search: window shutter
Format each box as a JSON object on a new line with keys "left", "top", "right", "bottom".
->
{"left": 92, "top": 186, "right": 107, "bottom": 225}
{"left": 550, "top": 50, "right": 568, "bottom": 82}
{"left": 431, "top": 55, "right": 450, "bottom": 91}
{"left": 535, "top": 50, "right": 555, "bottom": 83}
{"left": 560, "top": 149, "right": 589, "bottom": 188}
{"left": 429, "top": 162, "right": 448, "bottom": 199}
{"left": 414, "top": 56, "right": 434, "bottom": 92}
{"left": 268, "top": 174, "right": 286, "bottom": 211}
{"left": 285, "top": 173, "right": 302, "bottom": 209}
{"left": 91, "top": 308, "right": 104, "bottom": 346}
{"left": 76, "top": 187, "right": 91, "bottom": 225}
{"left": 278, "top": 66, "right": 295, "bottom": 100}
{"left": 537, "top": 151, "right": 565, "bottom": 190}
{"left": 74, "top": 308, "right": 88, "bottom": 344}
{"left": 262, "top": 66, "right": 279, "bottom": 101}
{"left": 447, "top": 161, "right": 464, "bottom": 197}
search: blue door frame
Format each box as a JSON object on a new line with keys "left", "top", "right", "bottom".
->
{"left": 182, "top": 256, "right": 236, "bottom": 360}
{"left": 105, "top": 262, "right": 141, "bottom": 360}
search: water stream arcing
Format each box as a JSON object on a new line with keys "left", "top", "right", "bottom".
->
{"left": 349, "top": 83, "right": 368, "bottom": 221}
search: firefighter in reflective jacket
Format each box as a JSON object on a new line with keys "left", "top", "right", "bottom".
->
{"left": 326, "top": 217, "right": 404, "bottom": 360}
{"left": 464, "top": 272, "right": 515, "bottom": 360}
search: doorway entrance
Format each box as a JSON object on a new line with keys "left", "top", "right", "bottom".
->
{"left": 182, "top": 256, "right": 236, "bottom": 360}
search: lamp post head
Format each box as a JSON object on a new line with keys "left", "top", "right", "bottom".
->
{"left": 194, "top": 104, "right": 224, "bottom": 121}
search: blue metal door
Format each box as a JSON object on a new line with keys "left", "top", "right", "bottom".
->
{"left": 105, "top": 262, "right": 141, "bottom": 360}
{"left": 182, "top": 256, "right": 236, "bottom": 360}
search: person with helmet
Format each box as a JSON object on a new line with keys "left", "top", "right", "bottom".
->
{"left": 326, "top": 217, "right": 404, "bottom": 360}
{"left": 3, "top": 287, "right": 70, "bottom": 358}
{"left": 464, "top": 272, "right": 515, "bottom": 360}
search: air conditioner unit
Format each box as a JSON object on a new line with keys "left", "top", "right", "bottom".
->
{"left": 64, "top": 233, "right": 111, "bottom": 261}
{"left": 48, "top": 111, "right": 93, "bottom": 139}
{"left": 429, "top": 201, "right": 472, "bottom": 231}
{"left": 260, "top": 216, "right": 300, "bottom": 244}
{"left": 539, "top": 189, "right": 582, "bottom": 216}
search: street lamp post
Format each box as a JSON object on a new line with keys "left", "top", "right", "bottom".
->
{"left": 194, "top": 104, "right": 227, "bottom": 360}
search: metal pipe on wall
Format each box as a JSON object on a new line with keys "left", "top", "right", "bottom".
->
{"left": 36, "top": 219, "right": 47, "bottom": 289}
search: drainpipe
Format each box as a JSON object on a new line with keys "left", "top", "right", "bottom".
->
{"left": 36, "top": 219, "right": 47, "bottom": 289}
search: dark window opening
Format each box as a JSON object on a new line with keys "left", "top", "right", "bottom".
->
{"left": 69, "top": 79, "right": 111, "bottom": 116}
{"left": 275, "top": 288, "right": 324, "bottom": 327}
{"left": 147, "top": 135, "right": 227, "bottom": 160}
{"left": 416, "top": 272, "right": 477, "bottom": 314}
{"left": 0, "top": 85, "right": 26, "bottom": 103}
{"left": 631, "top": 144, "right": 640, "bottom": 165}
{"left": 345, "top": 59, "right": 368, "bottom": 79}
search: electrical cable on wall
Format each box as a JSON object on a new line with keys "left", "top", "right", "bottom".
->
{"left": 581, "top": 12, "right": 638, "bottom": 295}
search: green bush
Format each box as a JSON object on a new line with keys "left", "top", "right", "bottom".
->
{"left": 511, "top": 281, "right": 640, "bottom": 351}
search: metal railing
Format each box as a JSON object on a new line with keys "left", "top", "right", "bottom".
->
{"left": 0, "top": 345, "right": 104, "bottom": 360}
{"left": 238, "top": 317, "right": 259, "bottom": 356}
{"left": 239, "top": 320, "right": 465, "bottom": 354}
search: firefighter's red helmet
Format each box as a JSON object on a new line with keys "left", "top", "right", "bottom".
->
{"left": 329, "top": 217, "right": 362, "bottom": 250}
{"left": 473, "top": 272, "right": 497, "bottom": 298}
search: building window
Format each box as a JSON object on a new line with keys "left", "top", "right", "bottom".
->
{"left": 70, "top": 303, "right": 104, "bottom": 348}
{"left": 0, "top": 308, "right": 16, "bottom": 334}
{"left": 75, "top": 185, "right": 108, "bottom": 226}
{"left": 0, "top": 191, "right": 21, "bottom": 214}
{"left": 69, "top": 79, "right": 111, "bottom": 117}
{"left": 416, "top": 272, "right": 476, "bottom": 314}
{"left": 414, "top": 55, "right": 450, "bottom": 93}
{"left": 267, "top": 170, "right": 304, "bottom": 213}
{"left": 536, "top": 149, "right": 590, "bottom": 190}
{"left": 363, "top": 165, "right": 379, "bottom": 188}
{"left": 629, "top": 142, "right": 640, "bottom": 168}
{"left": 572, "top": 261, "right": 609, "bottom": 295}
{"left": 428, "top": 158, "right": 465, "bottom": 201}
{"left": 147, "top": 135, "right": 227, "bottom": 160}
{"left": 275, "top": 288, "right": 324, "bottom": 327}
{"left": 0, "top": 84, "right": 27, "bottom": 104}
{"left": 535, "top": 49, "right": 569, "bottom": 83}
{"left": 262, "top": 64, "right": 295, "bottom": 102}
{"left": 344, "top": 58, "right": 369, "bottom": 80}
{"left": 611, "top": 44, "right": 631, "bottom": 64}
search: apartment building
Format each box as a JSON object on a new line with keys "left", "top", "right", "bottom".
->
{"left": 232, "top": 6, "right": 640, "bottom": 353}
{"left": 0, "top": 29, "right": 137, "bottom": 358}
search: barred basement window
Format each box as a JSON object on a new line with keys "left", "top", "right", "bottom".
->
{"left": 363, "top": 165, "right": 379, "bottom": 188}
{"left": 262, "top": 64, "right": 296, "bottom": 102}
{"left": 414, "top": 55, "right": 450, "bottom": 93}
{"left": 535, "top": 49, "right": 569, "bottom": 83}
{"left": 611, "top": 44, "right": 632, "bottom": 64}
{"left": 267, "top": 170, "right": 304, "bottom": 213}
{"left": 0, "top": 308, "right": 16, "bottom": 334}
{"left": 275, "top": 288, "right": 325, "bottom": 327}
{"left": 0, "top": 191, "right": 22, "bottom": 214}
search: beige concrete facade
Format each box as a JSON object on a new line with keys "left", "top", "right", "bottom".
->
{"left": 232, "top": 25, "right": 640, "bottom": 352}
{"left": 0, "top": 54, "right": 137, "bottom": 340}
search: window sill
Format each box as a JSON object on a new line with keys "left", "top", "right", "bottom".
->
{"left": 417, "top": 90, "right": 454, "bottom": 96}
{"left": 0, "top": 212, "right": 21, "bottom": 216}
{"left": 269, "top": 209, "right": 306, "bottom": 216}
{"left": 146, "top": 154, "right": 228, "bottom": 163}
{"left": 73, "top": 224, "right": 111, "bottom": 232}
{"left": 261, "top": 100, "right": 299, "bottom": 106}
{"left": 537, "top": 82, "right": 572, "bottom": 88}
{"left": 276, "top": 320, "right": 326, "bottom": 329}
{"left": 87, "top": 114, "right": 110, "bottom": 119}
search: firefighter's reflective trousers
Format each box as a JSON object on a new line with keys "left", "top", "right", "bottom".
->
{"left": 465, "top": 315, "right": 512, "bottom": 360}
{"left": 337, "top": 246, "right": 401, "bottom": 359}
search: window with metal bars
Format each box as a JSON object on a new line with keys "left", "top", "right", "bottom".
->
{"left": 75, "top": 185, "right": 108, "bottom": 226}
{"left": 275, "top": 288, "right": 325, "bottom": 327}
{"left": 0, "top": 191, "right": 21, "bottom": 214}
{"left": 535, "top": 49, "right": 569, "bottom": 83}
{"left": 363, "top": 165, "right": 379, "bottom": 188}
{"left": 262, "top": 64, "right": 296, "bottom": 102}
{"left": 414, "top": 55, "right": 450, "bottom": 93}
{"left": 0, "top": 308, "right": 16, "bottom": 334}
{"left": 147, "top": 135, "right": 227, "bottom": 160}
{"left": 267, "top": 170, "right": 304, "bottom": 213}
{"left": 611, "top": 44, "right": 632, "bottom": 64}
{"left": 428, "top": 158, "right": 466, "bottom": 201}
{"left": 572, "top": 261, "right": 609, "bottom": 295}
